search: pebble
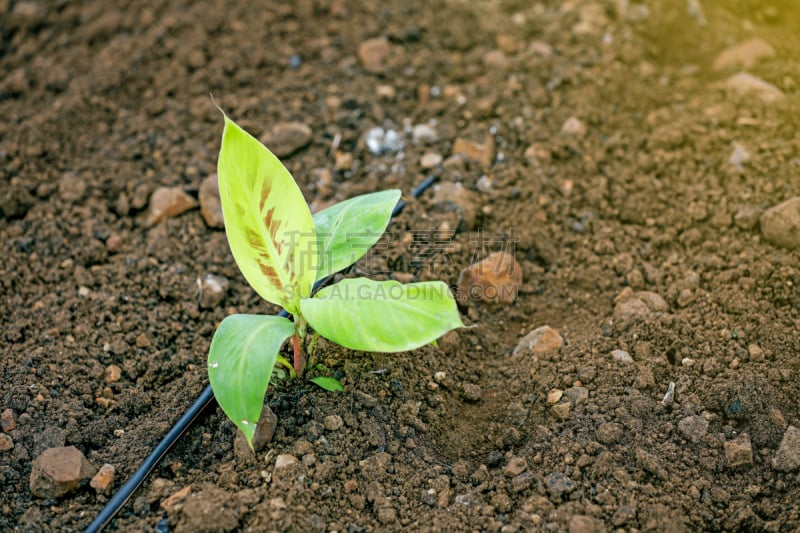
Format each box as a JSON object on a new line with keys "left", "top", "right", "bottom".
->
{"left": 760, "top": 197, "right": 800, "bottom": 249}
{"left": 713, "top": 38, "right": 775, "bottom": 71}
{"left": 58, "top": 172, "right": 87, "bottom": 204}
{"left": 612, "top": 504, "right": 637, "bottom": 526}
{"left": 274, "top": 454, "right": 300, "bottom": 470}
{"left": 457, "top": 251, "right": 523, "bottom": 305}
{"left": 563, "top": 387, "right": 589, "bottom": 405}
{"left": 729, "top": 142, "right": 750, "bottom": 170}
{"left": 461, "top": 383, "right": 482, "bottom": 402}
{"left": 199, "top": 173, "right": 224, "bottom": 229}
{"left": 734, "top": 205, "right": 762, "bottom": 230}
{"left": 364, "top": 127, "right": 403, "bottom": 155}
{"left": 724, "top": 72, "right": 785, "bottom": 103}
{"left": 324, "top": 414, "right": 344, "bottom": 431}
{"left": 0, "top": 434, "right": 13, "bottom": 452}
{"left": 90, "top": 463, "right": 116, "bottom": 494}
{"left": 513, "top": 326, "right": 564, "bottom": 357}
{"left": 613, "top": 288, "right": 669, "bottom": 329}
{"left": 30, "top": 446, "right": 98, "bottom": 498}
{"left": 547, "top": 389, "right": 563, "bottom": 405}
{"left": 412, "top": 123, "right": 438, "bottom": 144}
{"left": 234, "top": 405, "right": 278, "bottom": 457}
{"left": 420, "top": 152, "right": 443, "bottom": 168}
{"left": 105, "top": 234, "right": 123, "bottom": 253}
{"left": 545, "top": 472, "right": 575, "bottom": 498}
{"left": 146, "top": 187, "right": 198, "bottom": 227}
{"left": 103, "top": 365, "right": 122, "bottom": 383}
{"left": 560, "top": 117, "right": 587, "bottom": 138}
{"left": 452, "top": 136, "right": 495, "bottom": 169}
{"left": 550, "top": 402, "right": 571, "bottom": 420}
{"left": 357, "top": 37, "right": 392, "bottom": 73}
{"left": 261, "top": 122, "right": 313, "bottom": 158}
{"left": 1, "top": 409, "right": 16, "bottom": 432}
{"left": 569, "top": 514, "right": 602, "bottom": 533}
{"left": 677, "top": 415, "right": 709, "bottom": 443}
{"left": 504, "top": 456, "right": 528, "bottom": 477}
{"left": 724, "top": 433, "right": 753, "bottom": 468}
{"left": 596, "top": 422, "right": 623, "bottom": 445}
{"left": 431, "top": 181, "right": 479, "bottom": 229}
{"left": 610, "top": 349, "right": 633, "bottom": 363}
{"left": 772, "top": 425, "right": 800, "bottom": 472}
{"left": 199, "top": 274, "right": 229, "bottom": 309}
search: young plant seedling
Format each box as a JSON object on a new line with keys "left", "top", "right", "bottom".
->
{"left": 208, "top": 114, "right": 464, "bottom": 449}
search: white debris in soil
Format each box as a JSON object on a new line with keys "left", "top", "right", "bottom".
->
{"left": 365, "top": 127, "right": 403, "bottom": 155}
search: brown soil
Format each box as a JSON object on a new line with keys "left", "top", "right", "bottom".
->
{"left": 2, "top": 0, "right": 799, "bottom": 531}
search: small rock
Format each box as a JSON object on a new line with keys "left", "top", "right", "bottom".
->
{"left": 458, "top": 251, "right": 522, "bottom": 305}
{"left": 199, "top": 274, "right": 229, "bottom": 309}
{"left": 729, "top": 142, "right": 751, "bottom": 170}
{"left": 103, "top": 365, "right": 122, "bottom": 383}
{"left": 561, "top": 117, "right": 587, "bottom": 138}
{"left": 504, "top": 456, "right": 528, "bottom": 477}
{"left": 58, "top": 172, "right": 87, "bottom": 204}
{"left": 30, "top": 446, "right": 98, "bottom": 498}
{"left": 734, "top": 205, "right": 762, "bottom": 230}
{"left": 105, "top": 234, "right": 123, "bottom": 253}
{"left": 234, "top": 405, "right": 278, "bottom": 457}
{"left": 610, "top": 349, "right": 633, "bottom": 363}
{"left": 545, "top": 472, "right": 575, "bottom": 498}
{"left": 0, "top": 434, "right": 13, "bottom": 452}
{"left": 611, "top": 504, "right": 637, "bottom": 526}
{"left": 420, "top": 151, "right": 443, "bottom": 168}
{"left": 512, "top": 325, "right": 564, "bottom": 357}
{"left": 678, "top": 415, "right": 709, "bottom": 443}
{"left": 550, "top": 402, "right": 571, "bottom": 420}
{"left": 724, "top": 72, "right": 785, "bottom": 103}
{"left": 547, "top": 389, "right": 563, "bottom": 404}
{"left": 724, "top": 433, "right": 753, "bottom": 468}
{"left": 713, "top": 38, "right": 775, "bottom": 71}
{"left": 596, "top": 422, "right": 623, "bottom": 445}
{"left": 421, "top": 488, "right": 437, "bottom": 507}
{"left": 358, "top": 37, "right": 392, "bottom": 73}
{"left": 461, "top": 383, "right": 482, "bottom": 402}
{"left": 613, "top": 289, "right": 669, "bottom": 329}
{"left": 412, "top": 123, "right": 438, "bottom": 144}
{"left": 563, "top": 387, "right": 589, "bottom": 405}
{"left": 1, "top": 409, "right": 16, "bottom": 432}
{"left": 90, "top": 464, "right": 116, "bottom": 494}
{"left": 261, "top": 122, "right": 313, "bottom": 158}
{"left": 160, "top": 485, "right": 191, "bottom": 513}
{"left": 146, "top": 187, "right": 198, "bottom": 226}
{"left": 452, "top": 136, "right": 495, "bottom": 169}
{"left": 569, "top": 514, "right": 602, "bottom": 533}
{"left": 274, "top": 454, "right": 299, "bottom": 470}
{"left": 431, "top": 181, "right": 479, "bottom": 229}
{"left": 323, "top": 414, "right": 344, "bottom": 431}
{"left": 199, "top": 174, "right": 224, "bottom": 229}
{"left": 178, "top": 486, "right": 240, "bottom": 532}
{"left": 772, "top": 425, "right": 800, "bottom": 472}
{"left": 364, "top": 127, "right": 403, "bottom": 155}
{"left": 760, "top": 197, "right": 800, "bottom": 249}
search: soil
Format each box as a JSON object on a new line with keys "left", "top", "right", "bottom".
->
{"left": 1, "top": 0, "right": 799, "bottom": 531}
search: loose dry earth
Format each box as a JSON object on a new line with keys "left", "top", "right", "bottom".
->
{"left": 1, "top": 0, "right": 799, "bottom": 531}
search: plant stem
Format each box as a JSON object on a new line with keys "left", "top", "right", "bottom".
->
{"left": 291, "top": 334, "right": 305, "bottom": 377}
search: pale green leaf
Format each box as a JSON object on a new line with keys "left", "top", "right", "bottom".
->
{"left": 208, "top": 314, "right": 295, "bottom": 449}
{"left": 309, "top": 376, "right": 345, "bottom": 392}
{"left": 217, "top": 115, "right": 317, "bottom": 313}
{"left": 312, "top": 190, "right": 401, "bottom": 281}
{"left": 300, "top": 278, "right": 464, "bottom": 352}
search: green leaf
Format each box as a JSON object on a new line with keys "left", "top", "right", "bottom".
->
{"left": 300, "top": 278, "right": 464, "bottom": 352}
{"left": 309, "top": 376, "right": 345, "bottom": 392}
{"left": 312, "top": 190, "right": 401, "bottom": 282}
{"left": 208, "top": 314, "right": 295, "bottom": 449}
{"left": 217, "top": 115, "right": 317, "bottom": 314}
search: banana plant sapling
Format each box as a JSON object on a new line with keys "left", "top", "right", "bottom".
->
{"left": 208, "top": 114, "right": 464, "bottom": 449}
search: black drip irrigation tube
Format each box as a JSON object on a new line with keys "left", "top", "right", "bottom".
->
{"left": 85, "top": 175, "right": 437, "bottom": 532}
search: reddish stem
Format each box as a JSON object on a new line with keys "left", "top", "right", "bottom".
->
{"left": 291, "top": 334, "right": 305, "bottom": 377}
